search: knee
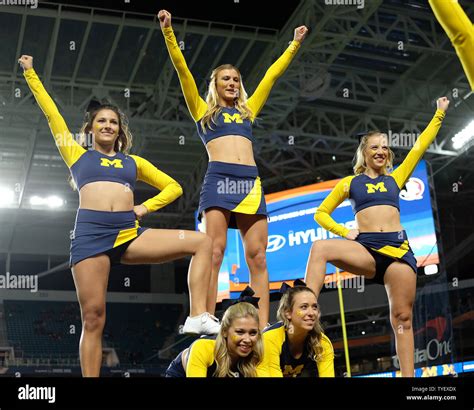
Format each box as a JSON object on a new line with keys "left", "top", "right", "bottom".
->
{"left": 391, "top": 308, "right": 413, "bottom": 332}
{"left": 82, "top": 304, "right": 106, "bottom": 333}
{"left": 310, "top": 240, "right": 327, "bottom": 259}
{"left": 211, "top": 243, "right": 226, "bottom": 267}
{"left": 197, "top": 233, "right": 213, "bottom": 253}
{"left": 246, "top": 246, "right": 267, "bottom": 271}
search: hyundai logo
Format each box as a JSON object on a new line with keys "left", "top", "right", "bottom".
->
{"left": 267, "top": 235, "right": 286, "bottom": 252}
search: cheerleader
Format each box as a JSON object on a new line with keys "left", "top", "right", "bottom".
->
{"left": 305, "top": 98, "right": 450, "bottom": 376}
{"left": 20, "top": 55, "right": 220, "bottom": 376}
{"left": 158, "top": 9, "right": 308, "bottom": 327}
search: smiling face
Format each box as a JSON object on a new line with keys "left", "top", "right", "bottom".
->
{"left": 215, "top": 68, "right": 241, "bottom": 105}
{"left": 364, "top": 133, "right": 389, "bottom": 172}
{"left": 224, "top": 316, "right": 259, "bottom": 360}
{"left": 90, "top": 109, "right": 120, "bottom": 148}
{"left": 285, "top": 291, "right": 320, "bottom": 333}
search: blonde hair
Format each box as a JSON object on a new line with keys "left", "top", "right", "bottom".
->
{"left": 200, "top": 64, "right": 254, "bottom": 133}
{"left": 353, "top": 131, "right": 394, "bottom": 175}
{"left": 213, "top": 302, "right": 263, "bottom": 378}
{"left": 277, "top": 286, "right": 325, "bottom": 363}
{"left": 69, "top": 104, "right": 133, "bottom": 190}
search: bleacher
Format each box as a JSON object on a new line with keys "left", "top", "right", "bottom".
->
{"left": 3, "top": 300, "right": 183, "bottom": 366}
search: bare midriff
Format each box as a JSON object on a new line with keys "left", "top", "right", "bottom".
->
{"left": 78, "top": 182, "right": 134, "bottom": 212}
{"left": 356, "top": 205, "right": 404, "bottom": 233}
{"left": 205, "top": 135, "right": 256, "bottom": 165}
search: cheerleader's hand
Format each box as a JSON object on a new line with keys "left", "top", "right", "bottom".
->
{"left": 18, "top": 55, "right": 33, "bottom": 71}
{"left": 134, "top": 204, "right": 149, "bottom": 221}
{"left": 158, "top": 9, "right": 172, "bottom": 29}
{"left": 345, "top": 229, "right": 359, "bottom": 241}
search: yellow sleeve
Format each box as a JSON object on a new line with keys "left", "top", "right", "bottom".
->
{"left": 162, "top": 27, "right": 208, "bottom": 121}
{"left": 23, "top": 68, "right": 86, "bottom": 168}
{"left": 314, "top": 176, "right": 353, "bottom": 238}
{"left": 429, "top": 0, "right": 474, "bottom": 91}
{"left": 262, "top": 329, "right": 284, "bottom": 377}
{"left": 185, "top": 339, "right": 215, "bottom": 377}
{"left": 391, "top": 109, "right": 446, "bottom": 189}
{"left": 317, "top": 334, "right": 335, "bottom": 377}
{"left": 130, "top": 155, "right": 183, "bottom": 213}
{"left": 256, "top": 360, "right": 271, "bottom": 377}
{"left": 247, "top": 40, "right": 301, "bottom": 119}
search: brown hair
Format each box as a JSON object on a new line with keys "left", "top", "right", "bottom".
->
{"left": 79, "top": 104, "right": 133, "bottom": 153}
{"left": 277, "top": 286, "right": 325, "bottom": 362}
{"left": 69, "top": 104, "right": 133, "bottom": 190}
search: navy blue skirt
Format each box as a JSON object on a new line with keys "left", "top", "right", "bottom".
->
{"left": 198, "top": 161, "right": 267, "bottom": 229}
{"left": 356, "top": 230, "right": 417, "bottom": 284}
{"left": 70, "top": 209, "right": 148, "bottom": 267}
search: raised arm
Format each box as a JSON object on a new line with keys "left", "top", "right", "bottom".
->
{"left": 19, "top": 55, "right": 86, "bottom": 168}
{"left": 246, "top": 26, "right": 308, "bottom": 119}
{"left": 130, "top": 155, "right": 183, "bottom": 216}
{"left": 314, "top": 176, "right": 353, "bottom": 239}
{"left": 429, "top": 0, "right": 474, "bottom": 91}
{"left": 391, "top": 98, "right": 449, "bottom": 189}
{"left": 158, "top": 10, "right": 207, "bottom": 121}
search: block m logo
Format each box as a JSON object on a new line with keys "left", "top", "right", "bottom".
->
{"left": 366, "top": 182, "right": 387, "bottom": 193}
{"left": 282, "top": 364, "right": 304, "bottom": 377}
{"left": 100, "top": 158, "right": 123, "bottom": 168}
{"left": 222, "top": 113, "right": 243, "bottom": 124}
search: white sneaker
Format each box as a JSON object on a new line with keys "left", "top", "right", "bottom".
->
{"left": 182, "top": 312, "right": 221, "bottom": 335}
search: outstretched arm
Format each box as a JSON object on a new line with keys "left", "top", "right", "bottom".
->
{"left": 158, "top": 10, "right": 207, "bottom": 121}
{"left": 130, "top": 155, "right": 183, "bottom": 217}
{"left": 20, "top": 55, "right": 86, "bottom": 168}
{"left": 314, "top": 176, "right": 354, "bottom": 239}
{"left": 429, "top": 0, "right": 474, "bottom": 91}
{"left": 391, "top": 98, "right": 449, "bottom": 189}
{"left": 246, "top": 26, "right": 308, "bottom": 119}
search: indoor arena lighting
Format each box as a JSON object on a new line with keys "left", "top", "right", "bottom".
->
{"left": 0, "top": 186, "right": 15, "bottom": 206}
{"left": 452, "top": 120, "right": 474, "bottom": 149}
{"left": 30, "top": 195, "right": 64, "bottom": 208}
{"left": 424, "top": 264, "right": 438, "bottom": 276}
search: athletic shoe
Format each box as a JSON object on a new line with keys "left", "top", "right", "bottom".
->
{"left": 182, "top": 312, "right": 221, "bottom": 335}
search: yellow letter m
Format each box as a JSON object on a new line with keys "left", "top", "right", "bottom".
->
{"left": 366, "top": 182, "right": 387, "bottom": 193}
{"left": 222, "top": 113, "right": 243, "bottom": 123}
{"left": 100, "top": 158, "right": 123, "bottom": 168}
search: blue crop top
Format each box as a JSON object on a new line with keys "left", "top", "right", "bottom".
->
{"left": 162, "top": 26, "right": 301, "bottom": 146}
{"left": 314, "top": 109, "right": 446, "bottom": 238}
{"left": 349, "top": 174, "right": 400, "bottom": 214}
{"left": 196, "top": 107, "right": 253, "bottom": 144}
{"left": 23, "top": 68, "right": 184, "bottom": 213}
{"left": 71, "top": 150, "right": 137, "bottom": 191}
